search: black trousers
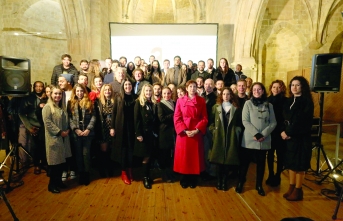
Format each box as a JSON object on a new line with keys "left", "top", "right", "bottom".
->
{"left": 239, "top": 148, "right": 267, "bottom": 186}
{"left": 49, "top": 164, "right": 63, "bottom": 188}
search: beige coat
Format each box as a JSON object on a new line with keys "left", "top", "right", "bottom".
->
{"left": 42, "top": 104, "right": 72, "bottom": 165}
{"left": 165, "top": 67, "right": 187, "bottom": 86}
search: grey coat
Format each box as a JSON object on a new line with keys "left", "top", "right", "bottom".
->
{"left": 42, "top": 104, "right": 72, "bottom": 165}
{"left": 241, "top": 100, "right": 276, "bottom": 150}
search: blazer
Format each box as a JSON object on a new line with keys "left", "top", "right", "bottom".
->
{"left": 133, "top": 80, "right": 149, "bottom": 96}
{"left": 165, "top": 67, "right": 187, "bottom": 86}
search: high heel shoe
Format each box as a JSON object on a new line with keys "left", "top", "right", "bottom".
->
{"left": 143, "top": 177, "right": 152, "bottom": 189}
{"left": 256, "top": 185, "right": 266, "bottom": 196}
{"left": 121, "top": 171, "right": 131, "bottom": 185}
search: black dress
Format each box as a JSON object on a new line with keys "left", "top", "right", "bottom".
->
{"left": 282, "top": 95, "right": 314, "bottom": 171}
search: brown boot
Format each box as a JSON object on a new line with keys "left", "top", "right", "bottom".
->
{"left": 283, "top": 184, "right": 295, "bottom": 198}
{"left": 286, "top": 187, "right": 303, "bottom": 201}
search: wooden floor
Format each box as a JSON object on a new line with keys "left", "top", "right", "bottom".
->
{"left": 0, "top": 131, "right": 343, "bottom": 221}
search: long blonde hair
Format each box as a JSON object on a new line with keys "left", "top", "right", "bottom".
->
{"left": 69, "top": 84, "right": 93, "bottom": 114}
{"left": 138, "top": 84, "right": 156, "bottom": 106}
{"left": 47, "top": 85, "right": 63, "bottom": 114}
{"left": 99, "top": 84, "right": 115, "bottom": 105}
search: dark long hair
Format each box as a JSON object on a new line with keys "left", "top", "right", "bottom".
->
{"left": 126, "top": 62, "right": 135, "bottom": 76}
{"left": 217, "top": 58, "right": 229, "bottom": 74}
{"left": 216, "top": 87, "right": 240, "bottom": 108}
{"left": 289, "top": 76, "right": 312, "bottom": 100}
{"left": 250, "top": 82, "right": 267, "bottom": 100}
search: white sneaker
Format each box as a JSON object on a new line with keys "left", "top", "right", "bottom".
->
{"left": 70, "top": 171, "right": 76, "bottom": 180}
{"left": 62, "top": 171, "right": 68, "bottom": 182}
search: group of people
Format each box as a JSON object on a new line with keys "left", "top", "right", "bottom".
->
{"left": 5, "top": 53, "right": 314, "bottom": 202}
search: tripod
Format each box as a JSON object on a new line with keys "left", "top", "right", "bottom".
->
{"left": 311, "top": 93, "right": 333, "bottom": 175}
{"left": 0, "top": 142, "right": 29, "bottom": 192}
{"left": 0, "top": 171, "right": 19, "bottom": 221}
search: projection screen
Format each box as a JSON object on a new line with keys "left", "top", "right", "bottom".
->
{"left": 110, "top": 23, "right": 218, "bottom": 67}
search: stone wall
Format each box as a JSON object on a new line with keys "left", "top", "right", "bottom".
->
{"left": 1, "top": 0, "right": 342, "bottom": 103}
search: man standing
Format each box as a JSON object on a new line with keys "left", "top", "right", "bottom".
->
{"left": 119, "top": 56, "right": 127, "bottom": 68}
{"left": 237, "top": 79, "right": 249, "bottom": 108}
{"left": 161, "top": 59, "right": 170, "bottom": 85}
{"left": 234, "top": 64, "right": 247, "bottom": 82}
{"left": 133, "top": 68, "right": 149, "bottom": 96}
{"left": 79, "top": 60, "right": 89, "bottom": 75}
{"left": 51, "top": 54, "right": 79, "bottom": 86}
{"left": 196, "top": 77, "right": 205, "bottom": 96}
{"left": 152, "top": 83, "right": 162, "bottom": 103}
{"left": 148, "top": 55, "right": 155, "bottom": 72}
{"left": 165, "top": 56, "right": 186, "bottom": 86}
{"left": 214, "top": 80, "right": 224, "bottom": 96}
{"left": 58, "top": 74, "right": 74, "bottom": 109}
{"left": 58, "top": 74, "right": 77, "bottom": 181}
{"left": 206, "top": 58, "right": 216, "bottom": 79}
{"left": 78, "top": 74, "right": 91, "bottom": 93}
{"left": 134, "top": 56, "right": 142, "bottom": 69}
{"left": 191, "top": 60, "right": 210, "bottom": 80}
{"left": 102, "top": 57, "right": 113, "bottom": 76}
{"left": 19, "top": 81, "right": 47, "bottom": 175}
{"left": 110, "top": 68, "right": 125, "bottom": 94}
{"left": 201, "top": 78, "right": 217, "bottom": 180}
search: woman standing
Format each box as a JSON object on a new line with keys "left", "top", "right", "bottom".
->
{"left": 236, "top": 82, "right": 276, "bottom": 196}
{"left": 95, "top": 84, "right": 115, "bottom": 177}
{"left": 174, "top": 80, "right": 208, "bottom": 189}
{"left": 157, "top": 87, "right": 176, "bottom": 182}
{"left": 151, "top": 60, "right": 163, "bottom": 85}
{"left": 134, "top": 84, "right": 158, "bottom": 189}
{"left": 110, "top": 80, "right": 137, "bottom": 185}
{"left": 281, "top": 76, "right": 314, "bottom": 201}
{"left": 68, "top": 84, "right": 96, "bottom": 185}
{"left": 209, "top": 88, "right": 242, "bottom": 191}
{"left": 213, "top": 58, "right": 236, "bottom": 87}
{"left": 42, "top": 86, "right": 71, "bottom": 193}
{"left": 266, "top": 80, "right": 287, "bottom": 187}
{"left": 89, "top": 76, "right": 103, "bottom": 102}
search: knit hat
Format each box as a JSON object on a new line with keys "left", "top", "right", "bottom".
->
{"left": 59, "top": 74, "right": 74, "bottom": 84}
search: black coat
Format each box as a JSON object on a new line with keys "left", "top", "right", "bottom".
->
{"left": 282, "top": 95, "right": 314, "bottom": 171}
{"left": 134, "top": 100, "right": 158, "bottom": 157}
{"left": 157, "top": 101, "right": 175, "bottom": 149}
{"left": 110, "top": 93, "right": 136, "bottom": 162}
{"left": 213, "top": 68, "right": 236, "bottom": 87}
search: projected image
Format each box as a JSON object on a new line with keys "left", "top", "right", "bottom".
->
{"left": 110, "top": 24, "right": 218, "bottom": 67}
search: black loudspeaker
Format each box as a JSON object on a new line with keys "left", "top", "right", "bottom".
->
{"left": 310, "top": 53, "right": 343, "bottom": 92}
{"left": 0, "top": 56, "right": 31, "bottom": 96}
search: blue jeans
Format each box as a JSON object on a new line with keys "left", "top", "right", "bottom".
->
{"left": 73, "top": 135, "right": 93, "bottom": 173}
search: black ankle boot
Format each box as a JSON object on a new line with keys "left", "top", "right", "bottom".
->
{"left": 236, "top": 182, "right": 244, "bottom": 193}
{"left": 143, "top": 177, "right": 152, "bottom": 189}
{"left": 256, "top": 185, "right": 265, "bottom": 196}
{"left": 79, "top": 172, "right": 85, "bottom": 185}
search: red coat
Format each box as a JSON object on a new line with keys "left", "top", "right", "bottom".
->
{"left": 173, "top": 95, "right": 208, "bottom": 174}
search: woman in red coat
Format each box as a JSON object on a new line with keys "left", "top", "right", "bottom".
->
{"left": 173, "top": 80, "right": 208, "bottom": 189}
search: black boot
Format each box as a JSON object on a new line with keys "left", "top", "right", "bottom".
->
{"left": 189, "top": 175, "right": 198, "bottom": 189}
{"left": 142, "top": 163, "right": 152, "bottom": 189}
{"left": 221, "top": 166, "right": 229, "bottom": 191}
{"left": 180, "top": 175, "right": 189, "bottom": 188}
{"left": 216, "top": 165, "right": 223, "bottom": 190}
{"left": 256, "top": 185, "right": 266, "bottom": 196}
